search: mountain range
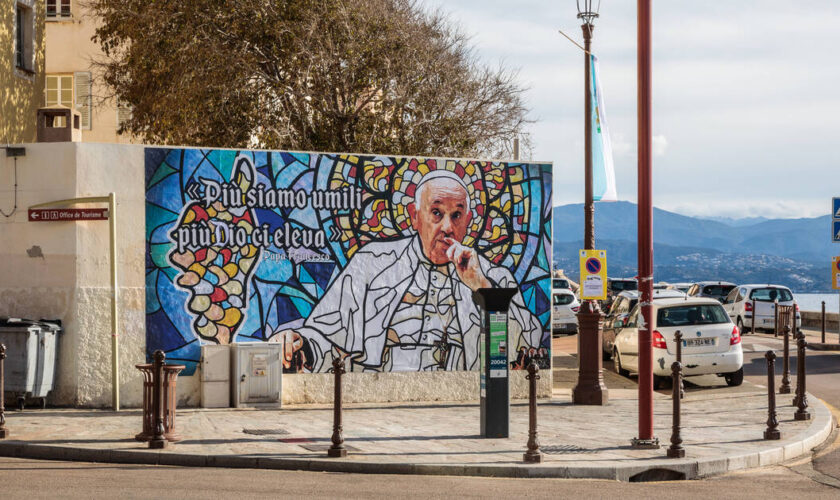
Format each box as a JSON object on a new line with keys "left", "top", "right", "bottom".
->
{"left": 551, "top": 201, "right": 836, "bottom": 292}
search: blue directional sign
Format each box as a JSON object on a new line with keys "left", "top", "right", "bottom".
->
{"left": 835, "top": 220, "right": 840, "bottom": 243}
{"left": 834, "top": 197, "right": 840, "bottom": 220}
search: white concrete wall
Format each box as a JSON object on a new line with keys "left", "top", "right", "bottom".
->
{"left": 0, "top": 143, "right": 552, "bottom": 408}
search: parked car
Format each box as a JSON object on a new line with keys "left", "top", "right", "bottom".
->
{"left": 670, "top": 282, "right": 693, "bottom": 294}
{"left": 722, "top": 284, "right": 801, "bottom": 334}
{"left": 552, "top": 289, "right": 580, "bottom": 335}
{"left": 609, "top": 297, "right": 744, "bottom": 388}
{"left": 602, "top": 289, "right": 687, "bottom": 359}
{"left": 605, "top": 277, "right": 638, "bottom": 311}
{"left": 686, "top": 281, "right": 736, "bottom": 303}
{"left": 553, "top": 277, "right": 572, "bottom": 291}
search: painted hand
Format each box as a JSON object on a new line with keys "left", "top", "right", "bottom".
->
{"left": 168, "top": 158, "right": 260, "bottom": 344}
{"left": 444, "top": 237, "right": 490, "bottom": 291}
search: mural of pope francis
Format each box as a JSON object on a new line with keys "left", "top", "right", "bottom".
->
{"left": 274, "top": 169, "right": 543, "bottom": 372}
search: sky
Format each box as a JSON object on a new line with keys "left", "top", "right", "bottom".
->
{"left": 420, "top": 0, "right": 840, "bottom": 219}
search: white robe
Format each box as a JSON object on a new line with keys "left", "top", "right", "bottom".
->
{"left": 297, "top": 236, "right": 543, "bottom": 372}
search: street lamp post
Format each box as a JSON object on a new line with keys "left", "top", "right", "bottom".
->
{"left": 572, "top": 0, "right": 608, "bottom": 406}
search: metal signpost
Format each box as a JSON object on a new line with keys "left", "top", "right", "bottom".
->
{"left": 27, "top": 195, "right": 121, "bottom": 411}
{"left": 473, "top": 288, "right": 517, "bottom": 439}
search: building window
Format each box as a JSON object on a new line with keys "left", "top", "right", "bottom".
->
{"left": 46, "top": 0, "right": 72, "bottom": 19}
{"left": 15, "top": 3, "right": 36, "bottom": 72}
{"left": 46, "top": 75, "right": 74, "bottom": 128}
{"left": 46, "top": 73, "right": 91, "bottom": 130}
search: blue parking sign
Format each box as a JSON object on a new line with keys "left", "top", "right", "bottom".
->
{"left": 834, "top": 197, "right": 840, "bottom": 219}
{"left": 835, "top": 220, "right": 840, "bottom": 242}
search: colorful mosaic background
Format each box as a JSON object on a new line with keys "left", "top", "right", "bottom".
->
{"left": 145, "top": 148, "right": 553, "bottom": 375}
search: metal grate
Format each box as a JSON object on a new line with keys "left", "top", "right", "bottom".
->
{"left": 243, "top": 428, "right": 290, "bottom": 436}
{"left": 541, "top": 444, "right": 591, "bottom": 454}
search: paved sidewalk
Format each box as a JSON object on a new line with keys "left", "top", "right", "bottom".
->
{"left": 0, "top": 387, "right": 833, "bottom": 481}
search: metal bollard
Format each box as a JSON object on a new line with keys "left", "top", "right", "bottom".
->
{"left": 774, "top": 299, "right": 779, "bottom": 337}
{"left": 0, "top": 344, "right": 7, "bottom": 439}
{"left": 523, "top": 360, "right": 542, "bottom": 463}
{"left": 328, "top": 358, "right": 347, "bottom": 458}
{"left": 794, "top": 330, "right": 811, "bottom": 421}
{"left": 764, "top": 351, "right": 780, "bottom": 439}
{"left": 821, "top": 301, "right": 826, "bottom": 344}
{"left": 666, "top": 362, "right": 685, "bottom": 458}
{"left": 674, "top": 331, "right": 684, "bottom": 399}
{"left": 751, "top": 299, "right": 756, "bottom": 335}
{"left": 149, "top": 350, "right": 167, "bottom": 449}
{"left": 779, "top": 326, "right": 792, "bottom": 394}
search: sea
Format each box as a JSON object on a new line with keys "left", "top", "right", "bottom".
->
{"left": 794, "top": 293, "right": 840, "bottom": 313}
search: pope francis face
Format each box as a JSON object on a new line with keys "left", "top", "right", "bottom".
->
{"left": 410, "top": 176, "right": 472, "bottom": 265}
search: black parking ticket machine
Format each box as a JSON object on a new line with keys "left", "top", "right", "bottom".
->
{"left": 472, "top": 287, "right": 517, "bottom": 438}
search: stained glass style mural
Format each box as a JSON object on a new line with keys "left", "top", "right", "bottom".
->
{"left": 145, "top": 148, "right": 553, "bottom": 375}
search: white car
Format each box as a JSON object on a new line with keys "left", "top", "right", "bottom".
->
{"left": 611, "top": 297, "right": 744, "bottom": 388}
{"left": 722, "top": 284, "right": 801, "bottom": 334}
{"left": 552, "top": 289, "right": 580, "bottom": 335}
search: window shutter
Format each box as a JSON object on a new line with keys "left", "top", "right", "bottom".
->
{"left": 74, "top": 71, "right": 92, "bottom": 130}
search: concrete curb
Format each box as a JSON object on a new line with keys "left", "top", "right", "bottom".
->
{"left": 807, "top": 343, "right": 840, "bottom": 351}
{"left": 0, "top": 395, "right": 833, "bottom": 481}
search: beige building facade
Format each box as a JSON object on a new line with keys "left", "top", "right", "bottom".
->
{"left": 45, "top": 0, "right": 133, "bottom": 144}
{"left": 1, "top": 0, "right": 45, "bottom": 144}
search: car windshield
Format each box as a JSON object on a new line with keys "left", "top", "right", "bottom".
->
{"left": 702, "top": 285, "right": 734, "bottom": 297}
{"left": 553, "top": 294, "right": 574, "bottom": 306}
{"left": 610, "top": 280, "right": 637, "bottom": 292}
{"left": 553, "top": 279, "right": 569, "bottom": 289}
{"left": 749, "top": 287, "right": 793, "bottom": 302}
{"left": 657, "top": 304, "right": 729, "bottom": 327}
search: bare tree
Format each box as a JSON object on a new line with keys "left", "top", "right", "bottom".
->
{"left": 89, "top": 0, "right": 532, "bottom": 158}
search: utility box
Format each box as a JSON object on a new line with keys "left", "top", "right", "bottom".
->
{"left": 231, "top": 343, "right": 282, "bottom": 408}
{"left": 0, "top": 318, "right": 61, "bottom": 410}
{"left": 200, "top": 344, "right": 230, "bottom": 408}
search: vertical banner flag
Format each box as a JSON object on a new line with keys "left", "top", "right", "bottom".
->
{"left": 590, "top": 55, "right": 617, "bottom": 202}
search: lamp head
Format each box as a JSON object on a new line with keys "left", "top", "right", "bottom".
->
{"left": 577, "top": 0, "right": 600, "bottom": 26}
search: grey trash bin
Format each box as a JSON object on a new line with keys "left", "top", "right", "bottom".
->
{"left": 0, "top": 318, "right": 61, "bottom": 410}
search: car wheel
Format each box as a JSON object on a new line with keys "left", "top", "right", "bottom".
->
{"left": 653, "top": 375, "right": 670, "bottom": 390}
{"left": 724, "top": 367, "right": 744, "bottom": 387}
{"left": 737, "top": 317, "right": 748, "bottom": 335}
{"left": 613, "top": 348, "right": 629, "bottom": 377}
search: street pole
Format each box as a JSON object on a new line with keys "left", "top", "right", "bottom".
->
{"left": 632, "top": 0, "right": 658, "bottom": 449}
{"left": 572, "top": 17, "right": 608, "bottom": 406}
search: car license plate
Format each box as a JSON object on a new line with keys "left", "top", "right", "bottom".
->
{"left": 683, "top": 338, "right": 714, "bottom": 347}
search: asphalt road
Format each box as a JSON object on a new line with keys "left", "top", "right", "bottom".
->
{"left": 0, "top": 456, "right": 837, "bottom": 499}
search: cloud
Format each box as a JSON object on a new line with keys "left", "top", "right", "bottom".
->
{"left": 652, "top": 135, "right": 668, "bottom": 157}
